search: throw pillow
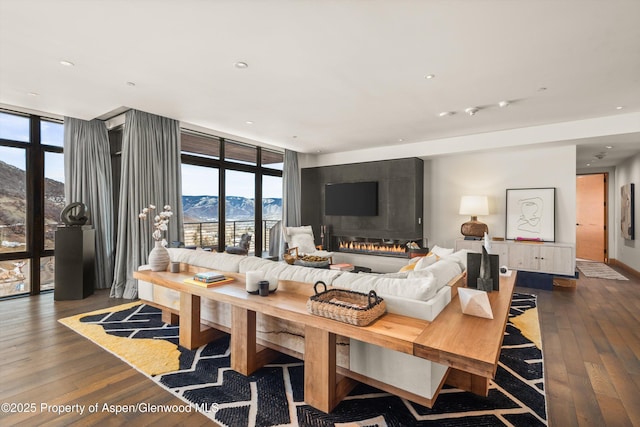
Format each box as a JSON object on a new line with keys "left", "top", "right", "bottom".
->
{"left": 441, "top": 249, "right": 470, "bottom": 271}
{"left": 285, "top": 225, "right": 313, "bottom": 236}
{"left": 414, "top": 253, "right": 438, "bottom": 270}
{"left": 415, "top": 259, "right": 463, "bottom": 290}
{"left": 430, "top": 245, "right": 454, "bottom": 257}
{"left": 289, "top": 233, "right": 317, "bottom": 254}
{"left": 399, "top": 263, "right": 417, "bottom": 272}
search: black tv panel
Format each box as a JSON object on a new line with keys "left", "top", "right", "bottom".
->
{"left": 325, "top": 181, "right": 378, "bottom": 216}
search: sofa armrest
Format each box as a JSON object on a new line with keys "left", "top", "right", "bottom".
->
{"left": 380, "top": 285, "right": 451, "bottom": 321}
{"left": 137, "top": 264, "right": 154, "bottom": 301}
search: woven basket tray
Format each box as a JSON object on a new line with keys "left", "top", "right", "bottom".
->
{"left": 294, "top": 258, "right": 330, "bottom": 268}
{"left": 307, "top": 281, "right": 386, "bottom": 326}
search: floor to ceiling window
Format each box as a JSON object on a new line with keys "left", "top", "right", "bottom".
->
{"left": 262, "top": 175, "right": 282, "bottom": 254}
{"left": 225, "top": 169, "right": 256, "bottom": 253}
{"left": 180, "top": 130, "right": 282, "bottom": 255}
{"left": 182, "top": 163, "right": 220, "bottom": 249}
{"left": 0, "top": 111, "right": 65, "bottom": 297}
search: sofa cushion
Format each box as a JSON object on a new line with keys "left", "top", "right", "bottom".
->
{"left": 333, "top": 271, "right": 438, "bottom": 301}
{"left": 414, "top": 253, "right": 438, "bottom": 270}
{"left": 239, "top": 257, "right": 343, "bottom": 285}
{"left": 167, "top": 248, "right": 245, "bottom": 272}
{"left": 409, "top": 259, "right": 462, "bottom": 291}
{"left": 430, "top": 245, "right": 454, "bottom": 257}
{"left": 441, "top": 249, "right": 470, "bottom": 271}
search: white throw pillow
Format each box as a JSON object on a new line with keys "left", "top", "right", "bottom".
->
{"left": 430, "top": 245, "right": 454, "bottom": 257}
{"left": 441, "top": 249, "right": 470, "bottom": 271}
{"left": 414, "top": 254, "right": 438, "bottom": 270}
{"left": 290, "top": 233, "right": 317, "bottom": 254}
{"left": 286, "top": 225, "right": 313, "bottom": 236}
{"left": 416, "top": 259, "right": 462, "bottom": 290}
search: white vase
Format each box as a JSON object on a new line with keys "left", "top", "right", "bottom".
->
{"left": 148, "top": 240, "right": 170, "bottom": 272}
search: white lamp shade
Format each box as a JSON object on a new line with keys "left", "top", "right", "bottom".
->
{"left": 459, "top": 195, "right": 489, "bottom": 216}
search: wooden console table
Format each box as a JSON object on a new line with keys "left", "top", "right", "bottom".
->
{"left": 134, "top": 269, "right": 516, "bottom": 412}
{"left": 414, "top": 272, "right": 516, "bottom": 395}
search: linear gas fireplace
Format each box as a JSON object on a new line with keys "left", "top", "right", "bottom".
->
{"left": 333, "top": 236, "right": 411, "bottom": 258}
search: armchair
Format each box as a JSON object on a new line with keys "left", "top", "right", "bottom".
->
{"left": 225, "top": 233, "right": 252, "bottom": 255}
{"left": 283, "top": 225, "right": 334, "bottom": 261}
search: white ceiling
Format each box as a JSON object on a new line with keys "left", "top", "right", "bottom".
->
{"left": 1, "top": 1, "right": 639, "bottom": 164}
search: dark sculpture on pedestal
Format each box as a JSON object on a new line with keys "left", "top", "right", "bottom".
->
{"left": 477, "top": 246, "right": 494, "bottom": 292}
{"left": 60, "top": 202, "right": 89, "bottom": 227}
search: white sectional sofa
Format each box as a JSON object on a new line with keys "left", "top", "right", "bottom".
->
{"left": 137, "top": 247, "right": 468, "bottom": 403}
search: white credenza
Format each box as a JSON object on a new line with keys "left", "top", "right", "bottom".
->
{"left": 455, "top": 238, "right": 575, "bottom": 276}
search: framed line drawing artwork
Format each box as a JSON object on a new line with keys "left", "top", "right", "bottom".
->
{"left": 506, "top": 187, "right": 556, "bottom": 242}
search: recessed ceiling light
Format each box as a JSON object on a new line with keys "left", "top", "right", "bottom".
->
{"left": 498, "top": 101, "right": 510, "bottom": 108}
{"left": 235, "top": 61, "right": 248, "bottom": 69}
{"left": 438, "top": 111, "right": 454, "bottom": 117}
{"left": 424, "top": 74, "right": 435, "bottom": 79}
{"left": 605, "top": 145, "right": 613, "bottom": 149}
{"left": 245, "top": 121, "right": 253, "bottom": 125}
{"left": 398, "top": 138, "right": 404, "bottom": 142}
{"left": 616, "top": 106, "right": 624, "bottom": 110}
{"left": 586, "top": 163, "right": 591, "bottom": 166}
{"left": 59, "top": 60, "right": 74, "bottom": 67}
{"left": 465, "top": 107, "right": 479, "bottom": 116}
{"left": 28, "top": 92, "right": 39, "bottom": 97}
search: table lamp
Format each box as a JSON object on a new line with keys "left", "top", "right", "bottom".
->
{"left": 459, "top": 195, "right": 489, "bottom": 239}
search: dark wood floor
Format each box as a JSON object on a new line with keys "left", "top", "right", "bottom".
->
{"left": 1, "top": 267, "right": 639, "bottom": 426}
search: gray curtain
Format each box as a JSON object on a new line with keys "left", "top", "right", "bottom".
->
{"left": 110, "top": 110, "right": 183, "bottom": 299}
{"left": 283, "top": 149, "right": 301, "bottom": 227}
{"left": 280, "top": 149, "right": 301, "bottom": 256}
{"left": 63, "top": 117, "right": 114, "bottom": 289}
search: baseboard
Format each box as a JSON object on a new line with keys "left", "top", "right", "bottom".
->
{"left": 609, "top": 259, "right": 640, "bottom": 279}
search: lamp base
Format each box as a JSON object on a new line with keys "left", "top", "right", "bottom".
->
{"left": 461, "top": 216, "right": 488, "bottom": 238}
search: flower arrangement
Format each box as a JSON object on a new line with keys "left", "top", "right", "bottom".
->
{"left": 139, "top": 204, "right": 173, "bottom": 244}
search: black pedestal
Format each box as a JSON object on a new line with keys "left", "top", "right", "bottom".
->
{"left": 54, "top": 226, "right": 95, "bottom": 300}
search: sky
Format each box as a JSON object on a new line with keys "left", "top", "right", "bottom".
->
{"left": 182, "top": 164, "right": 282, "bottom": 199}
{"left": 0, "top": 113, "right": 65, "bottom": 182}
{"left": 0, "top": 112, "right": 281, "bottom": 199}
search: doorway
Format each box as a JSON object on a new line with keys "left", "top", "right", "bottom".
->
{"left": 576, "top": 173, "right": 608, "bottom": 262}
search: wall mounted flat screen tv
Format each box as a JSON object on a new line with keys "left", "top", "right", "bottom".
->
{"left": 325, "top": 181, "right": 378, "bottom": 216}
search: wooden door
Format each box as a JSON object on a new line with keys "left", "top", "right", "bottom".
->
{"left": 576, "top": 174, "right": 607, "bottom": 262}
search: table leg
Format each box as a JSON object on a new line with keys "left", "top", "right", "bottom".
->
{"left": 446, "top": 368, "right": 490, "bottom": 396}
{"left": 161, "top": 310, "right": 179, "bottom": 325}
{"left": 304, "top": 325, "right": 357, "bottom": 413}
{"left": 179, "top": 292, "right": 224, "bottom": 350}
{"left": 231, "top": 306, "right": 279, "bottom": 375}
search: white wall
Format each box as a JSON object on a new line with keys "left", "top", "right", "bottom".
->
{"left": 425, "top": 144, "right": 577, "bottom": 249}
{"left": 300, "top": 112, "right": 640, "bottom": 169}
{"left": 614, "top": 152, "right": 640, "bottom": 271}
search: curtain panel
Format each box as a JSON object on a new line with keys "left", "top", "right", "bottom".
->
{"left": 111, "top": 110, "right": 183, "bottom": 299}
{"left": 63, "top": 117, "right": 115, "bottom": 289}
{"left": 283, "top": 149, "right": 301, "bottom": 228}
{"left": 279, "top": 149, "right": 301, "bottom": 257}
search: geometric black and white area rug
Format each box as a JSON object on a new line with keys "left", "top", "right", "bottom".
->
{"left": 61, "top": 293, "right": 547, "bottom": 427}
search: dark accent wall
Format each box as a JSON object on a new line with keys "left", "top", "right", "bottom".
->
{"left": 301, "top": 158, "right": 423, "bottom": 247}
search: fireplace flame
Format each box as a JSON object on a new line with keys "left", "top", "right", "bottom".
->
{"left": 338, "top": 241, "right": 406, "bottom": 254}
